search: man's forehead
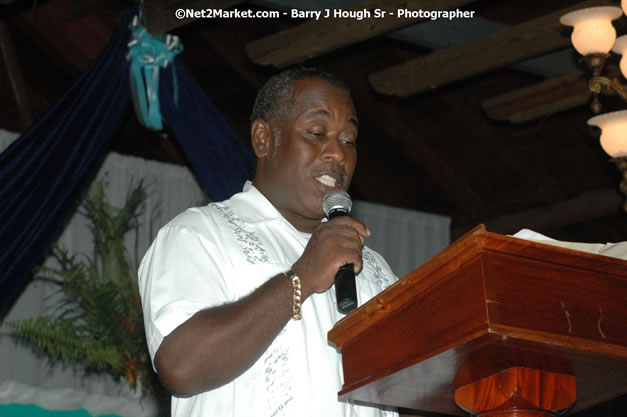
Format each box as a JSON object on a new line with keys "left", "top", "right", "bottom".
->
{"left": 290, "top": 79, "right": 357, "bottom": 117}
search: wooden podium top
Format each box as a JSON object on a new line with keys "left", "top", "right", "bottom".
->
{"left": 328, "top": 225, "right": 627, "bottom": 415}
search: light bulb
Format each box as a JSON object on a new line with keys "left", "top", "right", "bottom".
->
{"left": 612, "top": 35, "right": 627, "bottom": 78}
{"left": 560, "top": 7, "right": 622, "bottom": 55}
{"left": 588, "top": 110, "right": 627, "bottom": 158}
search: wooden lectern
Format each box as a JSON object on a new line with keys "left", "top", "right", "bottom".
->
{"left": 328, "top": 225, "right": 627, "bottom": 417}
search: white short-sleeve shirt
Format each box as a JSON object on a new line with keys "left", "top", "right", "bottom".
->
{"left": 139, "top": 182, "right": 398, "bottom": 417}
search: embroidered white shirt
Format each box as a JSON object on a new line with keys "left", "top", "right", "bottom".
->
{"left": 139, "top": 182, "right": 398, "bottom": 417}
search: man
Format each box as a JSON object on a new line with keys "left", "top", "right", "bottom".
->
{"left": 139, "top": 67, "right": 399, "bottom": 416}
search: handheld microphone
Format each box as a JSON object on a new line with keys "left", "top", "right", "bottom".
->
{"left": 322, "top": 190, "right": 358, "bottom": 314}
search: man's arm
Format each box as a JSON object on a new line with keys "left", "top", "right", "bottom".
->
{"left": 154, "top": 271, "right": 294, "bottom": 396}
{"left": 152, "top": 216, "right": 369, "bottom": 397}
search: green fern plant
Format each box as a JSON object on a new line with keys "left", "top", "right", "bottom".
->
{"left": 6, "top": 179, "right": 154, "bottom": 394}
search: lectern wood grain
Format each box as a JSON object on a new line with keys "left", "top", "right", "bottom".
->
{"left": 328, "top": 225, "right": 627, "bottom": 415}
{"left": 455, "top": 367, "right": 576, "bottom": 416}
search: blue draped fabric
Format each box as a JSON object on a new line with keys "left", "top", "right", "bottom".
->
{"left": 0, "top": 10, "right": 252, "bottom": 314}
{"left": 0, "top": 11, "right": 134, "bottom": 315}
{"left": 159, "top": 60, "right": 252, "bottom": 201}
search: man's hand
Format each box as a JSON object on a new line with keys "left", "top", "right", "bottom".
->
{"left": 291, "top": 216, "right": 370, "bottom": 298}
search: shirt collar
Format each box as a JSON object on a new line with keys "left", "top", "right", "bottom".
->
{"left": 230, "top": 181, "right": 286, "bottom": 223}
{"left": 233, "top": 182, "right": 325, "bottom": 233}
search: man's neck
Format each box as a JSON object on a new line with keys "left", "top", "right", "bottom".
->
{"left": 251, "top": 180, "right": 322, "bottom": 234}
{"left": 279, "top": 210, "right": 321, "bottom": 234}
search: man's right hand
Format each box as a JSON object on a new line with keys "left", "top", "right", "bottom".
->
{"left": 291, "top": 216, "right": 370, "bottom": 298}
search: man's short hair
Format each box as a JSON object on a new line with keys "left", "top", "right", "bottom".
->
{"left": 250, "top": 67, "right": 350, "bottom": 126}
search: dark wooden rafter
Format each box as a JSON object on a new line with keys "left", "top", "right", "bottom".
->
{"left": 405, "top": 132, "right": 489, "bottom": 221}
{"left": 198, "top": 29, "right": 265, "bottom": 90}
{"left": 144, "top": 0, "right": 244, "bottom": 34}
{"left": 482, "top": 70, "right": 600, "bottom": 123}
{"left": 369, "top": 1, "right": 613, "bottom": 98}
{"left": 374, "top": 102, "right": 489, "bottom": 221}
{"left": 451, "top": 188, "right": 623, "bottom": 239}
{"left": 246, "top": 0, "right": 477, "bottom": 68}
{"left": 443, "top": 94, "right": 568, "bottom": 204}
{"left": 11, "top": 0, "right": 112, "bottom": 73}
{"left": 319, "top": 37, "right": 489, "bottom": 220}
{"left": 0, "top": 19, "right": 34, "bottom": 130}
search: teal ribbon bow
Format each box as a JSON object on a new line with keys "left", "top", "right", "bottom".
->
{"left": 127, "top": 19, "right": 183, "bottom": 130}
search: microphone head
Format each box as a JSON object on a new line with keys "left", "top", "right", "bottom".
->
{"left": 322, "top": 190, "right": 352, "bottom": 218}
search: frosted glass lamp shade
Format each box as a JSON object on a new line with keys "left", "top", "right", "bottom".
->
{"left": 560, "top": 7, "right": 622, "bottom": 55}
{"left": 588, "top": 110, "right": 627, "bottom": 158}
{"left": 612, "top": 35, "right": 627, "bottom": 78}
{"left": 623, "top": 0, "right": 627, "bottom": 15}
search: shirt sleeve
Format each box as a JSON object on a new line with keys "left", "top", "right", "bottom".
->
{"left": 138, "top": 213, "right": 231, "bottom": 362}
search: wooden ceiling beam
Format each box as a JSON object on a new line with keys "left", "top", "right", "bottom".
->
{"left": 144, "top": 0, "right": 244, "bottom": 34}
{"left": 480, "top": 69, "right": 619, "bottom": 123}
{"left": 451, "top": 188, "right": 623, "bottom": 239}
{"left": 368, "top": 102, "right": 489, "bottom": 220}
{"left": 11, "top": 0, "right": 112, "bottom": 73}
{"left": 198, "top": 29, "right": 265, "bottom": 91}
{"left": 443, "top": 93, "right": 568, "bottom": 204}
{"left": 369, "top": 1, "right": 611, "bottom": 98}
{"left": 246, "top": 0, "right": 477, "bottom": 68}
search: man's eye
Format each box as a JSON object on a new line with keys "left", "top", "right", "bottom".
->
{"left": 340, "top": 136, "right": 357, "bottom": 146}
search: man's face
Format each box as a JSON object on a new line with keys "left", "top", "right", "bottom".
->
{"left": 252, "top": 78, "right": 359, "bottom": 231}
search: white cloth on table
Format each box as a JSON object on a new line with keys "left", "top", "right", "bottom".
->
{"left": 139, "top": 181, "right": 399, "bottom": 417}
{"left": 512, "top": 229, "right": 627, "bottom": 260}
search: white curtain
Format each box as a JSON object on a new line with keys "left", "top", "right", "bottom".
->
{"left": 0, "top": 129, "right": 450, "bottom": 416}
{"left": 352, "top": 200, "right": 450, "bottom": 277}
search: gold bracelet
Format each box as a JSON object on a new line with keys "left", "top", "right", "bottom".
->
{"left": 284, "top": 269, "right": 302, "bottom": 320}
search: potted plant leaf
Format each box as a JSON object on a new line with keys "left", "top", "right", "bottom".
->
{"left": 6, "top": 179, "right": 159, "bottom": 398}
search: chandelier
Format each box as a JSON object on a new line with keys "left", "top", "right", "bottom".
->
{"left": 561, "top": 3, "right": 627, "bottom": 211}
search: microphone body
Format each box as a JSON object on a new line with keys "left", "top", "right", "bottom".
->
{"left": 322, "top": 191, "right": 358, "bottom": 314}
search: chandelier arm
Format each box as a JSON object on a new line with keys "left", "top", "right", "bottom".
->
{"left": 589, "top": 76, "right": 627, "bottom": 101}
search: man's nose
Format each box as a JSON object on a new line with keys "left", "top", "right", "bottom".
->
{"left": 321, "top": 136, "right": 345, "bottom": 162}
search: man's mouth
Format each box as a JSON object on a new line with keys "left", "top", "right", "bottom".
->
{"left": 315, "top": 174, "right": 339, "bottom": 188}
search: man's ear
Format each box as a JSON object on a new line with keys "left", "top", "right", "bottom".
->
{"left": 251, "top": 119, "right": 274, "bottom": 158}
